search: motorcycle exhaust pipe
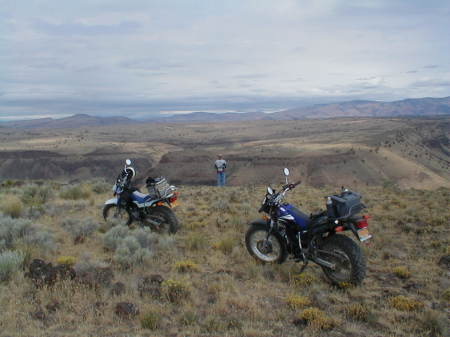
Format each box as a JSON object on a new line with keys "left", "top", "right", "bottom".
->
{"left": 311, "top": 256, "right": 336, "bottom": 270}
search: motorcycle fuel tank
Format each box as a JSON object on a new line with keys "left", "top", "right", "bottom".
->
{"left": 278, "top": 204, "right": 311, "bottom": 229}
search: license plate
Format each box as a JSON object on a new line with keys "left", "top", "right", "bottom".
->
{"left": 357, "top": 228, "right": 372, "bottom": 242}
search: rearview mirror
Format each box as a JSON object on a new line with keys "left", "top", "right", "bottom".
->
{"left": 284, "top": 168, "right": 290, "bottom": 176}
{"left": 125, "top": 159, "right": 131, "bottom": 166}
{"left": 267, "top": 187, "right": 274, "bottom": 195}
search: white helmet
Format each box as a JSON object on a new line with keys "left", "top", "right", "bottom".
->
{"left": 125, "top": 167, "right": 135, "bottom": 179}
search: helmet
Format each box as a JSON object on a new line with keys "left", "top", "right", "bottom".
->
{"left": 125, "top": 167, "right": 135, "bottom": 179}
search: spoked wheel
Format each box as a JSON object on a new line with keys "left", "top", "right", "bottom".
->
{"left": 245, "top": 223, "right": 287, "bottom": 263}
{"left": 319, "top": 235, "right": 366, "bottom": 285}
{"left": 144, "top": 206, "right": 179, "bottom": 234}
{"left": 103, "top": 204, "right": 132, "bottom": 227}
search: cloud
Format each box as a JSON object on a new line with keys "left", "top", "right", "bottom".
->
{"left": 410, "top": 79, "right": 450, "bottom": 88}
{"left": 423, "top": 64, "right": 439, "bottom": 69}
{"left": 1, "top": 0, "right": 449, "bottom": 119}
{"left": 33, "top": 19, "right": 140, "bottom": 36}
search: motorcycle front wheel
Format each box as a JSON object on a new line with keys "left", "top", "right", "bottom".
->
{"left": 245, "top": 223, "right": 287, "bottom": 263}
{"left": 103, "top": 204, "right": 132, "bottom": 227}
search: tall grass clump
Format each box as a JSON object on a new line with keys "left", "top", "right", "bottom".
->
{"left": 61, "top": 218, "right": 99, "bottom": 243}
{"left": 0, "top": 250, "right": 25, "bottom": 282}
{"left": 0, "top": 195, "right": 23, "bottom": 218}
{"left": 90, "top": 180, "right": 111, "bottom": 194}
{"left": 0, "top": 215, "right": 56, "bottom": 252}
{"left": 59, "top": 184, "right": 91, "bottom": 200}
{"left": 21, "top": 184, "right": 51, "bottom": 208}
{"left": 103, "top": 227, "right": 156, "bottom": 268}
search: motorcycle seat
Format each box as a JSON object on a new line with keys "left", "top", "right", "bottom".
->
{"left": 132, "top": 191, "right": 153, "bottom": 203}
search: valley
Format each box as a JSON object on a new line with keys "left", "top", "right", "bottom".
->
{"left": 0, "top": 117, "right": 448, "bottom": 190}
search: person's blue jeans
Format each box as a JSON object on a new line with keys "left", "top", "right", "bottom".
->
{"left": 217, "top": 172, "right": 226, "bottom": 186}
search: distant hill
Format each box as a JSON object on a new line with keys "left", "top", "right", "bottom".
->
{"left": 274, "top": 96, "right": 450, "bottom": 120}
{"left": 2, "top": 96, "right": 450, "bottom": 128}
{"left": 152, "top": 96, "right": 450, "bottom": 123}
{"left": 4, "top": 114, "right": 136, "bottom": 129}
{"left": 151, "top": 111, "right": 267, "bottom": 123}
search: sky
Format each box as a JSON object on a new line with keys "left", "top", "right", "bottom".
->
{"left": 1, "top": 0, "right": 450, "bottom": 120}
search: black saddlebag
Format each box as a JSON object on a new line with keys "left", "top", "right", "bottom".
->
{"left": 331, "top": 191, "right": 365, "bottom": 218}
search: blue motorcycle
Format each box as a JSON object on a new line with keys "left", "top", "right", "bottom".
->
{"left": 103, "top": 159, "right": 179, "bottom": 233}
{"left": 245, "top": 168, "right": 371, "bottom": 285}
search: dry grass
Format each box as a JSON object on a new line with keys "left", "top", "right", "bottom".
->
{"left": 0, "top": 195, "right": 23, "bottom": 218}
{"left": 389, "top": 296, "right": 424, "bottom": 312}
{"left": 0, "top": 181, "right": 449, "bottom": 336}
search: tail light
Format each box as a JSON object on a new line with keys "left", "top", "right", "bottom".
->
{"left": 168, "top": 192, "right": 179, "bottom": 203}
{"left": 357, "top": 215, "right": 370, "bottom": 229}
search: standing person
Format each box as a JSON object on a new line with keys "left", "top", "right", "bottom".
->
{"left": 214, "top": 154, "right": 227, "bottom": 187}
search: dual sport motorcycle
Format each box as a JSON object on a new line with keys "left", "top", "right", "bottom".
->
{"left": 245, "top": 168, "right": 371, "bottom": 285}
{"left": 103, "top": 159, "right": 180, "bottom": 234}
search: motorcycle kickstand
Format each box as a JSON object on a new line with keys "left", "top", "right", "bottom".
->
{"left": 297, "top": 259, "right": 309, "bottom": 274}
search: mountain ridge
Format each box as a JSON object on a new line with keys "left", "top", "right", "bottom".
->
{"left": 2, "top": 96, "right": 450, "bottom": 128}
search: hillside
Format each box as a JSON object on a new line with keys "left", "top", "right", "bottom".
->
{"left": 0, "top": 182, "right": 448, "bottom": 337}
{"left": 276, "top": 97, "right": 450, "bottom": 120}
{"left": 0, "top": 117, "right": 448, "bottom": 190}
{"left": 2, "top": 97, "right": 450, "bottom": 129}
{"left": 4, "top": 114, "right": 136, "bottom": 129}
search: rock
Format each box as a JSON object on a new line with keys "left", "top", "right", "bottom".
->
{"left": 93, "top": 301, "right": 106, "bottom": 316}
{"left": 30, "top": 310, "right": 47, "bottom": 321}
{"left": 438, "top": 255, "right": 450, "bottom": 269}
{"left": 115, "top": 302, "right": 139, "bottom": 319}
{"left": 54, "top": 264, "right": 76, "bottom": 281}
{"left": 45, "top": 300, "right": 61, "bottom": 312}
{"left": 76, "top": 266, "right": 114, "bottom": 288}
{"left": 25, "top": 259, "right": 57, "bottom": 287}
{"left": 110, "top": 282, "right": 126, "bottom": 296}
{"left": 137, "top": 275, "right": 164, "bottom": 298}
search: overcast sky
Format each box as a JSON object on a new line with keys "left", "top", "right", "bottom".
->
{"left": 1, "top": 0, "right": 450, "bottom": 120}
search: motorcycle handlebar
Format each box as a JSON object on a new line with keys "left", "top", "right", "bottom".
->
{"left": 282, "top": 181, "right": 302, "bottom": 190}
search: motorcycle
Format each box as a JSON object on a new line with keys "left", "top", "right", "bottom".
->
{"left": 245, "top": 168, "right": 371, "bottom": 285}
{"left": 103, "top": 159, "right": 180, "bottom": 234}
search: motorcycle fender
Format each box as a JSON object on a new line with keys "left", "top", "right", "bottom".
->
{"left": 346, "top": 222, "right": 360, "bottom": 241}
{"left": 105, "top": 197, "right": 118, "bottom": 206}
{"left": 249, "top": 218, "right": 270, "bottom": 229}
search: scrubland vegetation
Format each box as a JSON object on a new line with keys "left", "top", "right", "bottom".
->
{"left": 0, "top": 180, "right": 449, "bottom": 337}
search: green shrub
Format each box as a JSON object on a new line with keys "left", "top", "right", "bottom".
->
{"left": 103, "top": 227, "right": 156, "bottom": 268}
{"left": 212, "top": 236, "right": 234, "bottom": 255}
{"left": 103, "top": 226, "right": 129, "bottom": 251}
{"left": 90, "top": 180, "right": 111, "bottom": 194}
{"left": 59, "top": 185, "right": 91, "bottom": 200}
{"left": 162, "top": 279, "right": 190, "bottom": 303}
{"left": 420, "top": 310, "right": 448, "bottom": 337}
{"left": 173, "top": 259, "right": 199, "bottom": 273}
{"left": 21, "top": 184, "right": 51, "bottom": 207}
{"left": 392, "top": 266, "right": 411, "bottom": 279}
{"left": 61, "top": 218, "right": 99, "bottom": 243}
{"left": 0, "top": 215, "right": 56, "bottom": 252}
{"left": 0, "top": 195, "right": 23, "bottom": 218}
{"left": 185, "top": 233, "right": 207, "bottom": 250}
{"left": 140, "top": 311, "right": 161, "bottom": 330}
{"left": 0, "top": 250, "right": 25, "bottom": 282}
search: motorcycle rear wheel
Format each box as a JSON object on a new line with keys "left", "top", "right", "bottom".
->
{"left": 319, "top": 234, "right": 366, "bottom": 285}
{"left": 245, "top": 223, "right": 287, "bottom": 264}
{"left": 144, "top": 206, "right": 179, "bottom": 234}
